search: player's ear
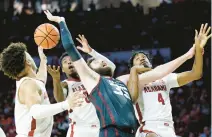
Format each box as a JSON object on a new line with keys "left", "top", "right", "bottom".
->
{"left": 61, "top": 68, "right": 65, "bottom": 73}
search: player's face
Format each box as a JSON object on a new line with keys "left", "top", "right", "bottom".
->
{"left": 133, "top": 53, "right": 152, "bottom": 68}
{"left": 62, "top": 56, "right": 78, "bottom": 76}
{"left": 25, "top": 52, "right": 37, "bottom": 72}
{"left": 89, "top": 59, "right": 113, "bottom": 77}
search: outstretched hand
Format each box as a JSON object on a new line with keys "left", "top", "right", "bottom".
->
{"left": 195, "top": 23, "right": 211, "bottom": 49}
{"left": 76, "top": 34, "right": 92, "bottom": 53}
{"left": 44, "top": 10, "right": 63, "bottom": 23}
{"left": 47, "top": 65, "right": 60, "bottom": 80}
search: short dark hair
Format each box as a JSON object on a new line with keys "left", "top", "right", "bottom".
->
{"left": 87, "top": 57, "right": 95, "bottom": 68}
{"left": 0, "top": 42, "right": 27, "bottom": 79}
{"left": 59, "top": 52, "right": 69, "bottom": 67}
{"left": 128, "top": 51, "right": 152, "bottom": 68}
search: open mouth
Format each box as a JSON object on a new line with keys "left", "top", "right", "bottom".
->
{"left": 68, "top": 65, "right": 74, "bottom": 69}
{"left": 102, "top": 63, "right": 107, "bottom": 67}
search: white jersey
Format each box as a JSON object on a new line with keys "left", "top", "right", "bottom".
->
{"left": 63, "top": 78, "right": 99, "bottom": 126}
{"left": 15, "top": 77, "right": 53, "bottom": 137}
{"left": 135, "top": 73, "right": 179, "bottom": 123}
{"left": 0, "top": 127, "right": 6, "bottom": 137}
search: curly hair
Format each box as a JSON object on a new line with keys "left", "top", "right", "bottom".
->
{"left": 128, "top": 51, "right": 152, "bottom": 68}
{"left": 0, "top": 42, "right": 27, "bottom": 79}
{"left": 59, "top": 52, "right": 69, "bottom": 68}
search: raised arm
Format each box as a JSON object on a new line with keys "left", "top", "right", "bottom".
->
{"left": 177, "top": 24, "right": 211, "bottom": 86}
{"left": 20, "top": 79, "right": 83, "bottom": 119}
{"left": 47, "top": 65, "right": 65, "bottom": 102}
{"left": 36, "top": 47, "right": 47, "bottom": 84}
{"left": 44, "top": 11, "right": 100, "bottom": 93}
{"left": 76, "top": 34, "right": 116, "bottom": 75}
{"left": 127, "top": 66, "right": 151, "bottom": 103}
{"left": 138, "top": 46, "right": 195, "bottom": 87}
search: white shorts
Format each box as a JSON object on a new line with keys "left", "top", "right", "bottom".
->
{"left": 66, "top": 122, "right": 99, "bottom": 137}
{"left": 135, "top": 121, "right": 176, "bottom": 137}
{"left": 0, "top": 128, "right": 6, "bottom": 137}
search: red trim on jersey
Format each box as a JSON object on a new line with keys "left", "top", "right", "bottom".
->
{"left": 70, "top": 122, "right": 75, "bottom": 137}
{"left": 90, "top": 77, "right": 101, "bottom": 95}
{"left": 67, "top": 77, "right": 81, "bottom": 82}
{"left": 90, "top": 96, "right": 106, "bottom": 127}
{"left": 98, "top": 90, "right": 115, "bottom": 124}
{"left": 115, "top": 128, "right": 119, "bottom": 136}
{"left": 95, "top": 105, "right": 106, "bottom": 127}
{"left": 139, "top": 122, "right": 158, "bottom": 135}
{"left": 28, "top": 118, "right": 36, "bottom": 136}
{"left": 135, "top": 103, "right": 143, "bottom": 123}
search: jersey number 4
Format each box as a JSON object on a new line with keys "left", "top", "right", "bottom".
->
{"left": 158, "top": 93, "right": 165, "bottom": 105}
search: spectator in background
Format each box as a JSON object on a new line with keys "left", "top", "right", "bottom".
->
{"left": 200, "top": 127, "right": 211, "bottom": 137}
{"left": 13, "top": 0, "right": 24, "bottom": 15}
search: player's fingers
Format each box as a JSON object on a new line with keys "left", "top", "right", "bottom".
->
{"left": 82, "top": 35, "right": 86, "bottom": 40}
{"left": 76, "top": 46, "right": 83, "bottom": 51}
{"left": 56, "top": 66, "right": 60, "bottom": 71}
{"left": 207, "top": 34, "right": 212, "bottom": 39}
{"left": 195, "top": 30, "right": 198, "bottom": 39}
{"left": 74, "top": 93, "right": 85, "bottom": 99}
{"left": 203, "top": 23, "right": 208, "bottom": 33}
{"left": 73, "top": 103, "right": 83, "bottom": 107}
{"left": 206, "top": 27, "right": 211, "bottom": 36}
{"left": 46, "top": 10, "right": 51, "bottom": 14}
{"left": 44, "top": 10, "right": 47, "bottom": 15}
{"left": 200, "top": 24, "right": 204, "bottom": 34}
{"left": 78, "top": 34, "right": 83, "bottom": 40}
{"left": 53, "top": 65, "right": 56, "bottom": 70}
{"left": 47, "top": 65, "right": 52, "bottom": 70}
{"left": 76, "top": 38, "right": 82, "bottom": 43}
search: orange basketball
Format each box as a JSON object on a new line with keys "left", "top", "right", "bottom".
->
{"left": 34, "top": 23, "right": 60, "bottom": 49}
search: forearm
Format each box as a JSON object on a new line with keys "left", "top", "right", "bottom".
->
{"left": 53, "top": 79, "right": 65, "bottom": 102}
{"left": 127, "top": 69, "right": 139, "bottom": 103}
{"left": 59, "top": 20, "right": 81, "bottom": 62}
{"left": 192, "top": 46, "right": 203, "bottom": 78}
{"left": 139, "top": 53, "right": 189, "bottom": 85}
{"left": 29, "top": 101, "right": 69, "bottom": 119}
{"left": 154, "top": 54, "right": 189, "bottom": 77}
{"left": 36, "top": 60, "right": 47, "bottom": 83}
{"left": 89, "top": 49, "right": 116, "bottom": 72}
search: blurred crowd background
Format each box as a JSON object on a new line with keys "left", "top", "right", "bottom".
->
{"left": 0, "top": 0, "right": 211, "bottom": 137}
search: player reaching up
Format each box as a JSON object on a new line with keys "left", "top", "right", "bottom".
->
{"left": 45, "top": 10, "right": 143, "bottom": 137}
{"left": 44, "top": 10, "right": 203, "bottom": 137}
{"left": 47, "top": 34, "right": 116, "bottom": 137}
{"left": 124, "top": 23, "right": 211, "bottom": 137}
{"left": 0, "top": 44, "right": 84, "bottom": 137}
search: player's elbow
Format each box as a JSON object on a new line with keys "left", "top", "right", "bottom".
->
{"left": 194, "top": 73, "right": 202, "bottom": 80}
{"left": 192, "top": 70, "right": 203, "bottom": 80}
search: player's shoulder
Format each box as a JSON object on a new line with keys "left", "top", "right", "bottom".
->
{"left": 116, "top": 74, "right": 129, "bottom": 84}
{"left": 19, "top": 78, "right": 40, "bottom": 95}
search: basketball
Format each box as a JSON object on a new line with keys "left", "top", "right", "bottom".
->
{"left": 34, "top": 23, "right": 60, "bottom": 49}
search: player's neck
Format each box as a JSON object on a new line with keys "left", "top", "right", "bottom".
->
{"left": 67, "top": 73, "right": 79, "bottom": 80}
{"left": 25, "top": 70, "right": 37, "bottom": 78}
